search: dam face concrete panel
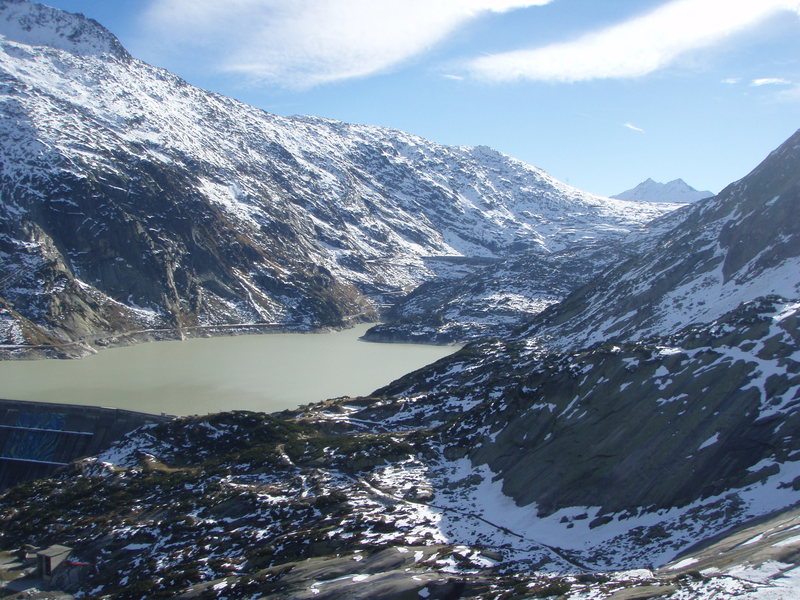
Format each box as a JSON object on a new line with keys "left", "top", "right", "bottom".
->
{"left": 0, "top": 399, "right": 171, "bottom": 490}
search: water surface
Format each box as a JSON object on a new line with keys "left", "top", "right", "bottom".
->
{"left": 0, "top": 324, "right": 457, "bottom": 416}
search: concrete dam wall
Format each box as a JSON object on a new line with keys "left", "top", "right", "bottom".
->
{"left": 0, "top": 399, "right": 171, "bottom": 490}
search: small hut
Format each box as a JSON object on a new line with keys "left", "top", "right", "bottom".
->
{"left": 36, "top": 545, "right": 72, "bottom": 581}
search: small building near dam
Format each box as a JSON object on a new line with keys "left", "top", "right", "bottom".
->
{"left": 0, "top": 398, "right": 172, "bottom": 490}
{"left": 37, "top": 544, "right": 73, "bottom": 582}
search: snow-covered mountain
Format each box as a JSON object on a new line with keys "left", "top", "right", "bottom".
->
{"left": 3, "top": 2, "right": 799, "bottom": 598}
{"left": 1, "top": 130, "right": 797, "bottom": 599}
{"left": 364, "top": 127, "right": 800, "bottom": 575}
{"left": 518, "top": 128, "right": 800, "bottom": 353}
{"left": 364, "top": 208, "right": 689, "bottom": 344}
{"left": 0, "top": 0, "right": 128, "bottom": 58}
{"left": 613, "top": 177, "right": 714, "bottom": 204}
{"left": 0, "top": 0, "right": 676, "bottom": 356}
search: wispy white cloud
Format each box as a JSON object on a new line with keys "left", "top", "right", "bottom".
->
{"left": 142, "top": 0, "right": 552, "bottom": 89}
{"left": 777, "top": 84, "right": 800, "bottom": 102}
{"left": 467, "top": 0, "right": 800, "bottom": 83}
{"left": 623, "top": 122, "right": 645, "bottom": 133}
{"left": 751, "top": 77, "right": 792, "bottom": 86}
{"left": 443, "top": 73, "right": 465, "bottom": 80}
{"left": 721, "top": 77, "right": 742, "bottom": 84}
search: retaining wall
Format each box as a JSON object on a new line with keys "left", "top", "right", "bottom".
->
{"left": 0, "top": 399, "right": 171, "bottom": 490}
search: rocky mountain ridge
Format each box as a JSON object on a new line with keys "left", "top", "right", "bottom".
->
{"left": 0, "top": 0, "right": 677, "bottom": 356}
{"left": 363, "top": 206, "right": 691, "bottom": 343}
{"left": 0, "top": 0, "right": 128, "bottom": 58}
{"left": 1, "top": 2, "right": 799, "bottom": 599}
{"left": 1, "top": 127, "right": 798, "bottom": 598}
{"left": 512, "top": 128, "right": 800, "bottom": 354}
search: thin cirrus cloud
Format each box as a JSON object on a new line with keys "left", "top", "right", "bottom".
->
{"left": 624, "top": 122, "right": 645, "bottom": 133}
{"left": 751, "top": 77, "right": 792, "bottom": 86}
{"left": 141, "top": 0, "right": 553, "bottom": 89}
{"left": 467, "top": 0, "right": 800, "bottom": 83}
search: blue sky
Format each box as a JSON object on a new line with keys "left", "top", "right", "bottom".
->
{"left": 40, "top": 0, "right": 800, "bottom": 197}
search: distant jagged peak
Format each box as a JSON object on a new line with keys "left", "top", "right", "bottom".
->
{"left": 0, "top": 0, "right": 129, "bottom": 60}
{"left": 612, "top": 177, "right": 714, "bottom": 204}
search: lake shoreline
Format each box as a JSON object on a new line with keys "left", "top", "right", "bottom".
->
{"left": 0, "top": 317, "right": 401, "bottom": 362}
{"left": 0, "top": 324, "right": 460, "bottom": 415}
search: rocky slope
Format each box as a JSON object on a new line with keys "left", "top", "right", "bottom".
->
{"left": 613, "top": 177, "right": 714, "bottom": 203}
{"left": 1, "top": 296, "right": 798, "bottom": 599}
{"left": 0, "top": 129, "right": 798, "bottom": 598}
{"left": 514, "top": 128, "right": 800, "bottom": 353}
{"left": 363, "top": 206, "right": 690, "bottom": 343}
{"left": 0, "top": 0, "right": 675, "bottom": 356}
{"left": 375, "top": 296, "right": 800, "bottom": 527}
{"left": 363, "top": 241, "right": 630, "bottom": 344}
